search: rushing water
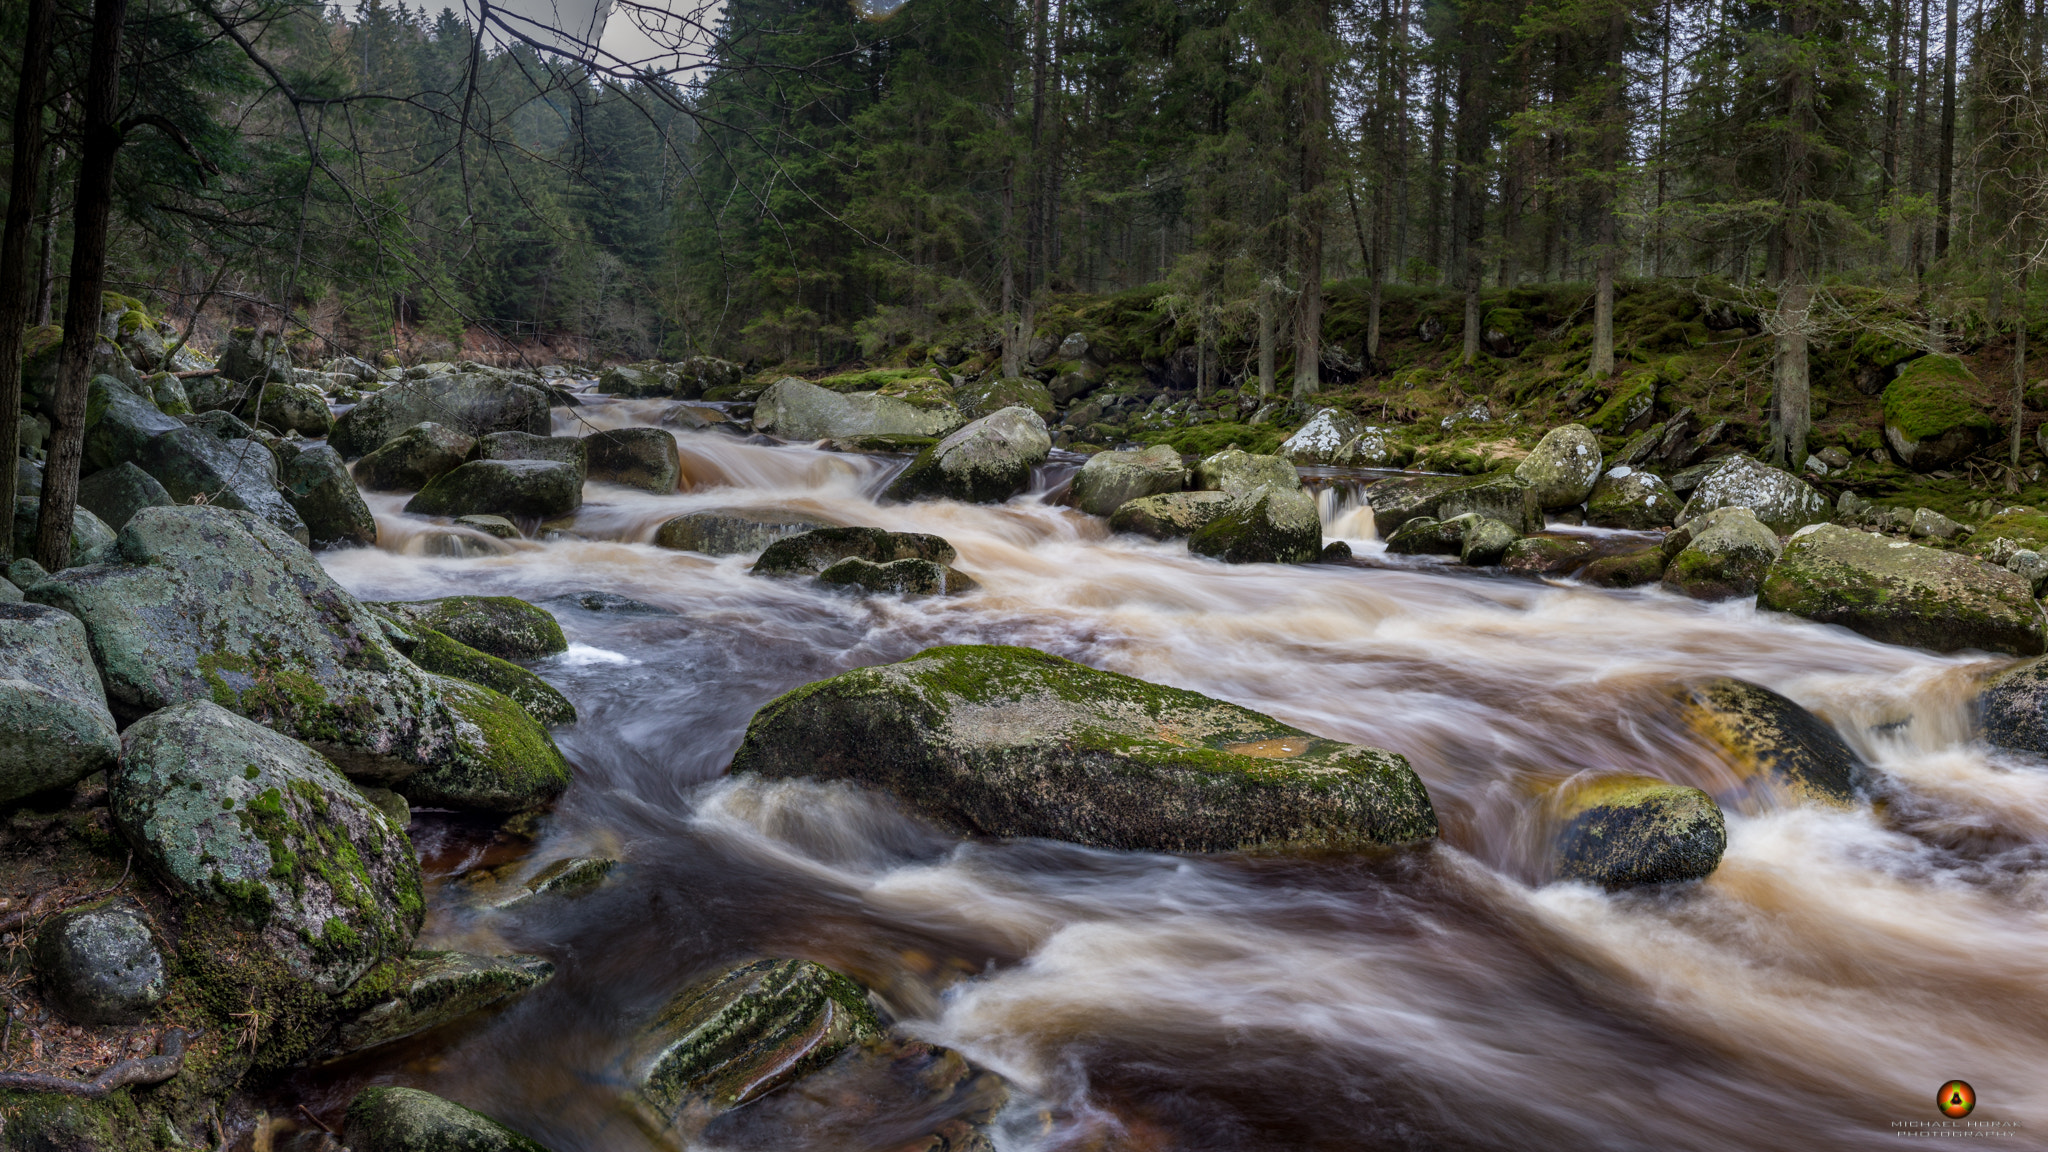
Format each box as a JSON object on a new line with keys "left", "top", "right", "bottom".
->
{"left": 295, "top": 397, "right": 2048, "bottom": 1151}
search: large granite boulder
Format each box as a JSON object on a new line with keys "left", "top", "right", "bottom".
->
{"left": 1108, "top": 490, "right": 1233, "bottom": 540}
{"left": 1513, "top": 424, "right": 1602, "bottom": 509}
{"left": 116, "top": 701, "right": 423, "bottom": 991}
{"left": 752, "top": 526, "right": 956, "bottom": 577}
{"left": 1193, "top": 448, "right": 1300, "bottom": 496}
{"left": 354, "top": 422, "right": 476, "bottom": 492}
{"left": 730, "top": 644, "right": 1437, "bottom": 851}
{"left": 284, "top": 444, "right": 378, "bottom": 548}
{"left": 472, "top": 430, "right": 587, "bottom": 483}
{"left": 217, "top": 327, "right": 292, "bottom": 385}
{"left": 817, "top": 556, "right": 977, "bottom": 597}
{"left": 369, "top": 595, "right": 568, "bottom": 660}
{"left": 1758, "top": 524, "right": 2044, "bottom": 655}
{"left": 752, "top": 377, "right": 963, "bottom": 441}
{"left": 0, "top": 603, "right": 121, "bottom": 803}
{"left": 76, "top": 461, "right": 173, "bottom": 533}
{"left": 1278, "top": 408, "right": 1365, "bottom": 465}
{"left": 242, "top": 382, "right": 332, "bottom": 438}
{"left": 957, "top": 375, "right": 1055, "bottom": 419}
{"left": 407, "top": 630, "right": 576, "bottom": 727}
{"left": 1883, "top": 354, "right": 1995, "bottom": 471}
{"left": 1586, "top": 466, "right": 1680, "bottom": 529}
{"left": 1676, "top": 455, "right": 1830, "bottom": 535}
{"left": 1187, "top": 485, "right": 1323, "bottom": 565}
{"left": 344, "top": 1087, "right": 551, "bottom": 1152}
{"left": 1661, "top": 506, "right": 1781, "bottom": 599}
{"left": 83, "top": 375, "right": 182, "bottom": 473}
{"left": 654, "top": 509, "right": 833, "bottom": 555}
{"left": 12, "top": 497, "right": 117, "bottom": 565}
{"left": 331, "top": 373, "right": 553, "bottom": 459}
{"left": 1071, "top": 444, "right": 1187, "bottom": 516}
{"left": 1551, "top": 776, "right": 1726, "bottom": 889}
{"left": 584, "top": 427, "right": 682, "bottom": 493}
{"left": 405, "top": 459, "right": 582, "bottom": 520}
{"left": 1436, "top": 473, "right": 1544, "bottom": 535}
{"left": 138, "top": 425, "right": 309, "bottom": 545}
{"left": 1358, "top": 474, "right": 1471, "bottom": 534}
{"left": 884, "top": 406, "right": 1051, "bottom": 503}
{"left": 1677, "top": 677, "right": 1866, "bottom": 805}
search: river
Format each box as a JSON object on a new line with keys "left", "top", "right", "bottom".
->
{"left": 296, "top": 397, "right": 2048, "bottom": 1151}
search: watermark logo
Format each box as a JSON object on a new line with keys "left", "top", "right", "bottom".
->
{"left": 1939, "top": 1081, "right": 1977, "bottom": 1120}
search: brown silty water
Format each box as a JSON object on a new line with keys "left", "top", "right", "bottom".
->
{"left": 300, "top": 397, "right": 2048, "bottom": 1151}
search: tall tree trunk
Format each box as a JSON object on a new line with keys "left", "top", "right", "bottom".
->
{"left": 1908, "top": 0, "right": 1932, "bottom": 273}
{"left": 999, "top": 13, "right": 1022, "bottom": 379}
{"left": 1935, "top": 0, "right": 1957, "bottom": 259}
{"left": 1590, "top": 8, "right": 1627, "bottom": 377}
{"left": 1257, "top": 280, "right": 1277, "bottom": 399}
{"left": 36, "top": 141, "right": 64, "bottom": 327}
{"left": 2015, "top": 260, "right": 2030, "bottom": 478}
{"left": 1654, "top": 0, "right": 1672, "bottom": 276}
{"left": 1771, "top": 0, "right": 1816, "bottom": 471}
{"left": 1291, "top": 0, "right": 1331, "bottom": 401}
{"left": 1348, "top": 176, "right": 1380, "bottom": 363}
{"left": 0, "top": 0, "right": 58, "bottom": 565}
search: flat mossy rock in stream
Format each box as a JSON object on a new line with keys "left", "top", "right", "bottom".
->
{"left": 1108, "top": 490, "right": 1233, "bottom": 540}
{"left": 0, "top": 603, "right": 121, "bottom": 803}
{"left": 1501, "top": 535, "right": 1600, "bottom": 575}
{"left": 729, "top": 644, "right": 1439, "bottom": 851}
{"left": 884, "top": 406, "right": 1052, "bottom": 504}
{"left": 1513, "top": 424, "right": 1603, "bottom": 510}
{"left": 632, "top": 958, "right": 883, "bottom": 1123}
{"left": 491, "top": 855, "right": 617, "bottom": 909}
{"left": 753, "top": 526, "right": 957, "bottom": 577}
{"left": 1677, "top": 677, "right": 1866, "bottom": 805}
{"left": 345, "top": 1087, "right": 553, "bottom": 1152}
{"left": 472, "top": 430, "right": 588, "bottom": 483}
{"left": 752, "top": 377, "right": 964, "bottom": 441}
{"left": 1662, "top": 506, "right": 1782, "bottom": 600}
{"left": 1883, "top": 355, "right": 1996, "bottom": 471}
{"left": 1193, "top": 448, "right": 1300, "bottom": 496}
{"left": 406, "top": 459, "right": 582, "bottom": 520}
{"left": 284, "top": 444, "right": 378, "bottom": 548}
{"left": 115, "top": 701, "right": 424, "bottom": 991}
{"left": 1676, "top": 455, "right": 1830, "bottom": 535}
{"left": 1071, "top": 444, "right": 1187, "bottom": 516}
{"left": 1434, "top": 473, "right": 1543, "bottom": 535}
{"left": 584, "top": 427, "right": 682, "bottom": 493}
{"left": 1586, "top": 466, "right": 1680, "bottom": 530}
{"left": 330, "top": 373, "right": 553, "bottom": 460}
{"left": 1580, "top": 547, "right": 1667, "bottom": 588}
{"left": 369, "top": 595, "right": 569, "bottom": 659}
{"left": 319, "top": 951, "right": 554, "bottom": 1062}
{"left": 408, "top": 630, "right": 576, "bottom": 727}
{"left": 817, "top": 556, "right": 978, "bottom": 597}
{"left": 1187, "top": 485, "right": 1323, "bottom": 565}
{"left": 77, "top": 461, "right": 173, "bottom": 533}
{"left": 1359, "top": 474, "right": 1472, "bottom": 534}
{"left": 1551, "top": 776, "right": 1727, "bottom": 889}
{"left": 1757, "top": 524, "right": 2045, "bottom": 655}
{"left": 137, "top": 426, "right": 309, "bottom": 545}
{"left": 654, "top": 509, "right": 834, "bottom": 555}
{"left": 355, "top": 422, "right": 476, "bottom": 492}
{"left": 697, "top": 1033, "right": 1009, "bottom": 1152}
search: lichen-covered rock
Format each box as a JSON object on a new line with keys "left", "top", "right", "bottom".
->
{"left": 369, "top": 595, "right": 568, "bottom": 660}
{"left": 1585, "top": 466, "right": 1680, "bottom": 529}
{"left": 344, "top": 1087, "right": 552, "bottom": 1152}
{"left": 599, "top": 363, "right": 679, "bottom": 399}
{"left": 1332, "top": 426, "right": 1401, "bottom": 467}
{"left": 1551, "top": 776, "right": 1726, "bottom": 889}
{"left": 1501, "top": 535, "right": 1600, "bottom": 575}
{"left": 653, "top": 509, "right": 833, "bottom": 555}
{"left": 1455, "top": 514, "right": 1520, "bottom": 565}
{"left": 355, "top": 422, "right": 476, "bottom": 492}
{"left": 1661, "top": 506, "right": 1781, "bottom": 599}
{"left": 632, "top": 958, "right": 882, "bottom": 1125}
{"left": 285, "top": 444, "right": 378, "bottom": 548}
{"left": 957, "top": 375, "right": 1055, "bottom": 419}
{"left": 1107, "top": 490, "right": 1233, "bottom": 539}
{"left": 1071, "top": 444, "right": 1186, "bottom": 516}
{"left": 584, "top": 427, "right": 682, "bottom": 493}
{"left": 406, "top": 459, "right": 582, "bottom": 520}
{"left": 730, "top": 644, "right": 1438, "bottom": 851}
{"left": 1193, "top": 448, "right": 1301, "bottom": 497}
{"left": 1910, "top": 506, "right": 1967, "bottom": 541}
{"left": 83, "top": 375, "right": 182, "bottom": 473}
{"left": 1513, "top": 424, "right": 1602, "bottom": 509}
{"left": 1758, "top": 524, "right": 2044, "bottom": 655}
{"left": 471, "top": 430, "right": 587, "bottom": 484}
{"left": 76, "top": 461, "right": 172, "bottom": 533}
{"left": 242, "top": 382, "right": 332, "bottom": 438}
{"left": 1677, "top": 677, "right": 1865, "bottom": 805}
{"left": 1187, "top": 485, "right": 1323, "bottom": 565}
{"left": 321, "top": 951, "right": 553, "bottom": 1062}
{"left": 752, "top": 377, "right": 964, "bottom": 441}
{"left": 1435, "top": 473, "right": 1543, "bottom": 535}
{"left": 753, "top": 526, "right": 956, "bottom": 577}
{"left": 397, "top": 675, "right": 572, "bottom": 812}
{"left": 408, "top": 630, "right": 576, "bottom": 727}
{"left": 1883, "top": 355, "right": 1995, "bottom": 471}
{"left": 138, "top": 426, "right": 309, "bottom": 545}
{"left": 817, "top": 556, "right": 978, "bottom": 597}
{"left": 885, "top": 406, "right": 1051, "bottom": 504}
{"left": 34, "top": 902, "right": 166, "bottom": 1025}
{"left": 115, "top": 701, "right": 423, "bottom": 991}
{"left": 330, "top": 373, "right": 553, "bottom": 459}
{"left": 1676, "top": 455, "right": 1830, "bottom": 535}
{"left": 1359, "top": 473, "right": 1472, "bottom": 534}
{"left": 1580, "top": 547, "right": 1667, "bottom": 588}
{"left": 1279, "top": 408, "right": 1365, "bottom": 465}
{"left": 1383, "top": 516, "right": 1465, "bottom": 556}
{"left": 0, "top": 603, "right": 121, "bottom": 803}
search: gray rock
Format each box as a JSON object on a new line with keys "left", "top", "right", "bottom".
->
{"left": 1358, "top": 474, "right": 1472, "bottom": 534}
{"left": 344, "top": 1087, "right": 551, "bottom": 1152}
{"left": 242, "top": 382, "right": 332, "bottom": 438}
{"left": 1586, "top": 466, "right": 1680, "bottom": 529}
{"left": 817, "top": 556, "right": 978, "bottom": 596}
{"left": 355, "top": 422, "right": 476, "bottom": 492}
{"left": 1278, "top": 408, "right": 1365, "bottom": 465}
{"left": 8, "top": 557, "right": 47, "bottom": 590}
{"left": 653, "top": 509, "right": 833, "bottom": 555}
{"left": 13, "top": 498, "right": 118, "bottom": 566}
{"left": 884, "top": 406, "right": 1051, "bottom": 503}
{"left": 1662, "top": 506, "right": 1782, "bottom": 599}
{"left": 1513, "top": 424, "right": 1603, "bottom": 510}
{"left": 752, "top": 377, "right": 963, "bottom": 441}
{"left": 584, "top": 428, "right": 682, "bottom": 493}
{"left": 406, "top": 459, "right": 582, "bottom": 520}
{"left": 34, "top": 903, "right": 167, "bottom": 1025}
{"left": 732, "top": 644, "right": 1438, "bottom": 851}
{"left": 753, "top": 526, "right": 956, "bottom": 577}
{"left": 1188, "top": 485, "right": 1323, "bottom": 565}
{"left": 137, "top": 426, "right": 309, "bottom": 545}
{"left": 0, "top": 603, "right": 121, "bottom": 803}
{"left": 1501, "top": 535, "right": 1601, "bottom": 575}
{"left": 956, "top": 375, "right": 1054, "bottom": 420}
{"left": 1454, "top": 514, "right": 1520, "bottom": 565}
{"left": 1107, "top": 490, "right": 1233, "bottom": 539}
{"left": 1552, "top": 777, "right": 1726, "bottom": 889}
{"left": 368, "top": 596, "right": 568, "bottom": 660}
{"left": 77, "top": 462, "right": 173, "bottom": 532}
{"left": 471, "top": 431, "right": 587, "bottom": 484}
{"left": 1193, "top": 448, "right": 1301, "bottom": 497}
{"left": 1677, "top": 455, "right": 1831, "bottom": 535}
{"left": 1759, "top": 524, "right": 2044, "bottom": 655}
{"left": 1071, "top": 445, "right": 1186, "bottom": 516}
{"left": 456, "top": 514, "right": 520, "bottom": 539}
{"left": 1910, "top": 507, "right": 1967, "bottom": 540}
{"left": 145, "top": 370, "right": 190, "bottom": 416}
{"left": 116, "top": 701, "right": 423, "bottom": 990}
{"left": 2008, "top": 550, "right": 2048, "bottom": 595}
{"left": 1435, "top": 473, "right": 1543, "bottom": 535}
{"left": 1677, "top": 677, "right": 1866, "bottom": 805}
{"left": 284, "top": 445, "right": 378, "bottom": 548}
{"left": 321, "top": 951, "right": 553, "bottom": 1061}
{"left": 331, "top": 374, "right": 553, "bottom": 459}
{"left": 1057, "top": 331, "right": 1090, "bottom": 361}
{"left": 1331, "top": 427, "right": 1400, "bottom": 467}
{"left": 83, "top": 375, "right": 183, "bottom": 473}
{"left": 217, "top": 328, "right": 291, "bottom": 385}
{"left": 1383, "top": 516, "right": 1466, "bottom": 556}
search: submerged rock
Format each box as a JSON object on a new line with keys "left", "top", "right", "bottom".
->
{"left": 1071, "top": 444, "right": 1186, "bottom": 516}
{"left": 355, "top": 422, "right": 475, "bottom": 492}
{"left": 1108, "top": 490, "right": 1233, "bottom": 540}
{"left": 1676, "top": 455, "right": 1830, "bottom": 535}
{"left": 1677, "top": 677, "right": 1865, "bottom": 805}
{"left": 1501, "top": 535, "right": 1600, "bottom": 576}
{"left": 753, "top": 526, "right": 956, "bottom": 577}
{"left": 1551, "top": 776, "right": 1726, "bottom": 889}
{"left": 116, "top": 701, "right": 423, "bottom": 991}
{"left": 322, "top": 951, "right": 554, "bottom": 1061}
{"left": 584, "top": 427, "right": 682, "bottom": 493}
{"left": 1585, "top": 466, "right": 1679, "bottom": 530}
{"left": 730, "top": 644, "right": 1438, "bottom": 851}
{"left": 1513, "top": 424, "right": 1602, "bottom": 510}
{"left": 1579, "top": 547, "right": 1667, "bottom": 588}
{"left": 885, "top": 406, "right": 1051, "bottom": 504}
{"left": 34, "top": 902, "right": 167, "bottom": 1025}
{"left": 492, "top": 856, "right": 617, "bottom": 909}
{"left": 406, "top": 459, "right": 582, "bottom": 520}
{"left": 1758, "top": 524, "right": 2044, "bottom": 655}
{"left": 0, "top": 603, "right": 121, "bottom": 804}
{"left": 345, "top": 1087, "right": 552, "bottom": 1152}
{"left": 654, "top": 509, "right": 833, "bottom": 555}
{"left": 331, "top": 373, "right": 553, "bottom": 459}
{"left": 369, "top": 595, "right": 568, "bottom": 660}
{"left": 752, "top": 377, "right": 963, "bottom": 441}
{"left": 1661, "top": 506, "right": 1781, "bottom": 599}
{"left": 1187, "top": 485, "right": 1323, "bottom": 565}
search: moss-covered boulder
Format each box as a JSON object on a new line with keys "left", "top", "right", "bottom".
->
{"left": 752, "top": 377, "right": 964, "bottom": 441}
{"left": 1384, "top": 516, "right": 1465, "bottom": 556}
{"left": 1676, "top": 455, "right": 1829, "bottom": 535}
{"left": 344, "top": 1087, "right": 552, "bottom": 1152}
{"left": 408, "top": 630, "right": 575, "bottom": 727}
{"left": 1662, "top": 506, "right": 1781, "bottom": 600}
{"left": 34, "top": 902, "right": 168, "bottom": 1025}
{"left": 957, "top": 374, "right": 1055, "bottom": 419}
{"left": 491, "top": 855, "right": 617, "bottom": 909}
{"left": 355, "top": 421, "right": 476, "bottom": 492}
{"left": 368, "top": 595, "right": 567, "bottom": 660}
{"left": 1278, "top": 408, "right": 1365, "bottom": 465}
{"left": 1587, "top": 372, "right": 1658, "bottom": 434}
{"left": 242, "top": 382, "right": 332, "bottom": 438}
{"left": 752, "top": 526, "right": 956, "bottom": 577}
{"left": 394, "top": 675, "right": 571, "bottom": 812}
{"left": 1585, "top": 466, "right": 1680, "bottom": 529}
{"left": 218, "top": 326, "right": 292, "bottom": 386}
{"left": 1332, "top": 426, "right": 1402, "bottom": 467}
{"left": 584, "top": 427, "right": 682, "bottom": 493}
{"left": 1108, "top": 490, "right": 1233, "bottom": 539}
{"left": 137, "top": 425, "right": 309, "bottom": 545}
{"left": 320, "top": 951, "right": 553, "bottom": 1062}
{"left": 116, "top": 700, "right": 423, "bottom": 991}
{"left": 884, "top": 406, "right": 1052, "bottom": 504}
{"left": 653, "top": 509, "right": 833, "bottom": 555}
{"left": 1580, "top": 547, "right": 1667, "bottom": 587}
{"left": 1757, "top": 524, "right": 2044, "bottom": 655}
{"left": 1359, "top": 473, "right": 1472, "bottom": 534}
{"left": 1193, "top": 448, "right": 1301, "bottom": 496}
{"left": 1187, "top": 485, "right": 1323, "bottom": 565}
{"left": 1551, "top": 776, "right": 1726, "bottom": 889}
{"left": 730, "top": 644, "right": 1437, "bottom": 851}
{"left": 330, "top": 373, "right": 554, "bottom": 460}
{"left": 817, "top": 556, "right": 978, "bottom": 596}
{"left": 77, "top": 460, "right": 172, "bottom": 533}
{"left": 1882, "top": 355, "right": 1995, "bottom": 471}
{"left": 0, "top": 603, "right": 121, "bottom": 803}
{"left": 1436, "top": 473, "right": 1543, "bottom": 535}
{"left": 1455, "top": 514, "right": 1520, "bottom": 565}
{"left": 82, "top": 375, "right": 182, "bottom": 473}
{"left": 632, "top": 958, "right": 882, "bottom": 1127}
{"left": 405, "top": 459, "right": 582, "bottom": 520}
{"left": 1677, "top": 677, "right": 1865, "bottom": 805}
{"left": 1501, "top": 534, "right": 1600, "bottom": 575}
{"left": 1071, "top": 444, "right": 1186, "bottom": 516}
{"left": 1513, "top": 424, "right": 1602, "bottom": 510}
{"left": 471, "top": 430, "right": 588, "bottom": 483}
{"left": 284, "top": 444, "right": 378, "bottom": 549}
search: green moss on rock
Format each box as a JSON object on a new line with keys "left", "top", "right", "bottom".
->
{"left": 410, "top": 630, "right": 575, "bottom": 727}
{"left": 1677, "top": 677, "right": 1866, "bottom": 805}
{"left": 1551, "top": 776, "right": 1727, "bottom": 888}
{"left": 1758, "top": 524, "right": 2045, "bottom": 655}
